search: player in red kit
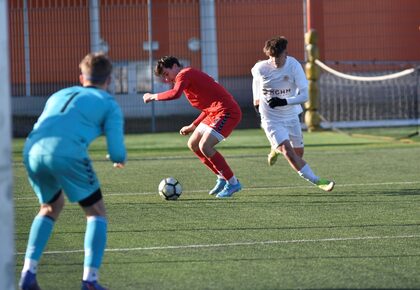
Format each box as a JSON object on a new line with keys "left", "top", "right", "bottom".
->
{"left": 143, "top": 56, "right": 242, "bottom": 198}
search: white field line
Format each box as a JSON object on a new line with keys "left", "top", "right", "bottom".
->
{"left": 14, "top": 181, "right": 420, "bottom": 200}
{"left": 15, "top": 234, "right": 420, "bottom": 255}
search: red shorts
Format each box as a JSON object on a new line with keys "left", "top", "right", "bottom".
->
{"left": 201, "top": 110, "right": 242, "bottom": 138}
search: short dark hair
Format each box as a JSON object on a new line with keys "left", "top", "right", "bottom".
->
{"left": 263, "top": 36, "right": 288, "bottom": 58}
{"left": 79, "top": 52, "right": 112, "bottom": 84}
{"left": 155, "top": 56, "right": 181, "bottom": 76}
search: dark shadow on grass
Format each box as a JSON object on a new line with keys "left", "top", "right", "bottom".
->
{"left": 224, "top": 142, "right": 382, "bottom": 150}
{"left": 382, "top": 188, "right": 420, "bottom": 196}
{"left": 117, "top": 198, "right": 420, "bottom": 206}
{"left": 107, "top": 223, "right": 420, "bottom": 234}
{"left": 15, "top": 195, "right": 419, "bottom": 211}
{"left": 217, "top": 198, "right": 418, "bottom": 204}
{"left": 245, "top": 187, "right": 420, "bottom": 197}
{"left": 298, "top": 288, "right": 420, "bottom": 290}
{"left": 15, "top": 222, "right": 420, "bottom": 236}
{"left": 24, "top": 253, "right": 420, "bottom": 268}
{"left": 85, "top": 142, "right": 381, "bottom": 155}
{"left": 107, "top": 253, "right": 420, "bottom": 263}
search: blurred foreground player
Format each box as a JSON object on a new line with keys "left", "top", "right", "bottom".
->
{"left": 20, "top": 52, "right": 126, "bottom": 290}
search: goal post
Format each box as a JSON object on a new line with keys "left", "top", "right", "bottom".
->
{"left": 0, "top": 0, "right": 16, "bottom": 289}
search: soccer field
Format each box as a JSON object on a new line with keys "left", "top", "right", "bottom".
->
{"left": 13, "top": 128, "right": 420, "bottom": 289}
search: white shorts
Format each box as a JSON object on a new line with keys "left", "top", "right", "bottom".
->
{"left": 261, "top": 117, "right": 304, "bottom": 149}
{"left": 196, "top": 123, "right": 225, "bottom": 142}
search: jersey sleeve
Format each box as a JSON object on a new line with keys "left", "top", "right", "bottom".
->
{"left": 251, "top": 65, "right": 262, "bottom": 105}
{"left": 156, "top": 71, "right": 189, "bottom": 101}
{"left": 284, "top": 87, "right": 308, "bottom": 105}
{"left": 283, "top": 59, "right": 309, "bottom": 105}
{"left": 293, "top": 59, "right": 308, "bottom": 90}
{"left": 252, "top": 78, "right": 261, "bottom": 105}
{"left": 104, "top": 102, "right": 126, "bottom": 163}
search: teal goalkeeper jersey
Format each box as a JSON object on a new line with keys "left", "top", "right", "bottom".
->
{"left": 24, "top": 86, "right": 126, "bottom": 163}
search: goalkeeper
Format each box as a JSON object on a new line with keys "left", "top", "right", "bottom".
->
{"left": 19, "top": 52, "right": 125, "bottom": 290}
{"left": 251, "top": 36, "right": 335, "bottom": 191}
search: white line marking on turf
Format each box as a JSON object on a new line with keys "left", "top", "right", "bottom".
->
{"left": 13, "top": 180, "right": 420, "bottom": 200}
{"left": 15, "top": 234, "right": 420, "bottom": 255}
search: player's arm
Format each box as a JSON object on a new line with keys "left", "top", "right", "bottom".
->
{"left": 268, "top": 59, "right": 309, "bottom": 108}
{"left": 252, "top": 77, "right": 261, "bottom": 114}
{"left": 251, "top": 66, "right": 263, "bottom": 114}
{"left": 105, "top": 154, "right": 125, "bottom": 168}
{"left": 143, "top": 77, "right": 188, "bottom": 103}
{"left": 192, "top": 112, "right": 206, "bottom": 127}
{"left": 143, "top": 89, "right": 181, "bottom": 103}
{"left": 143, "top": 93, "right": 157, "bottom": 103}
{"left": 284, "top": 64, "right": 309, "bottom": 105}
{"left": 267, "top": 88, "right": 308, "bottom": 108}
{"left": 267, "top": 87, "right": 308, "bottom": 108}
{"left": 179, "top": 123, "right": 196, "bottom": 136}
{"left": 104, "top": 104, "right": 127, "bottom": 168}
{"left": 283, "top": 87, "right": 308, "bottom": 105}
{"left": 180, "top": 111, "right": 206, "bottom": 136}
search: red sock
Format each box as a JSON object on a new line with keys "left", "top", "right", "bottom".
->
{"left": 208, "top": 152, "right": 234, "bottom": 180}
{"left": 193, "top": 150, "right": 220, "bottom": 176}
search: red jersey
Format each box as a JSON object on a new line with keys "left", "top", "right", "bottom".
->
{"left": 157, "top": 67, "right": 241, "bottom": 126}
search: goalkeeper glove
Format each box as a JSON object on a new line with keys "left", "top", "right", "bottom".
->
{"left": 268, "top": 97, "right": 287, "bottom": 108}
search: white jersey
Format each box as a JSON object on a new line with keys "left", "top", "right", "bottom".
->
{"left": 251, "top": 56, "right": 308, "bottom": 121}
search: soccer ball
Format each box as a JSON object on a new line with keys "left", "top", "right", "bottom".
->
{"left": 158, "top": 177, "right": 182, "bottom": 200}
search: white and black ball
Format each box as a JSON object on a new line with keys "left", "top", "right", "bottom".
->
{"left": 158, "top": 177, "right": 182, "bottom": 200}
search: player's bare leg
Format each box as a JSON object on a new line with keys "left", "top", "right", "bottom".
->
{"left": 186, "top": 130, "right": 226, "bottom": 194}
{"left": 199, "top": 132, "right": 241, "bottom": 198}
{"left": 276, "top": 141, "right": 334, "bottom": 191}
{"left": 277, "top": 141, "right": 305, "bottom": 171}
{"left": 187, "top": 130, "right": 225, "bottom": 194}
{"left": 268, "top": 146, "right": 303, "bottom": 166}
{"left": 294, "top": 147, "right": 304, "bottom": 158}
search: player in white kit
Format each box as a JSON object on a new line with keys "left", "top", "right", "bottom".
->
{"left": 251, "top": 36, "right": 334, "bottom": 191}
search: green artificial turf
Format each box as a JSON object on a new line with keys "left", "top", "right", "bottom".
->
{"left": 14, "top": 128, "right": 420, "bottom": 289}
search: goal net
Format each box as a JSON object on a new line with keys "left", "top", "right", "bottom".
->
{"left": 315, "top": 60, "right": 419, "bottom": 132}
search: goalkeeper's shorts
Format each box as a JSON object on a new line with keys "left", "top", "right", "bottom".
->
{"left": 24, "top": 154, "right": 100, "bottom": 204}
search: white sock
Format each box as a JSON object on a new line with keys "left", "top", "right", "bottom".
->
{"left": 83, "top": 267, "right": 99, "bottom": 282}
{"left": 298, "top": 164, "right": 319, "bottom": 184}
{"left": 228, "top": 176, "right": 238, "bottom": 185}
{"left": 22, "top": 258, "right": 38, "bottom": 274}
